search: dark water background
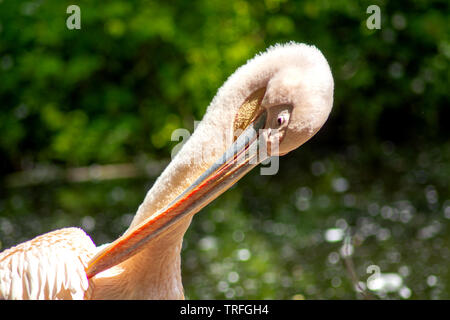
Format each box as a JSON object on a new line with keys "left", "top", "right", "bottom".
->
{"left": 1, "top": 142, "right": 448, "bottom": 299}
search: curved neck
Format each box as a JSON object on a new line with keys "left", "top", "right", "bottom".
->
{"left": 90, "top": 53, "right": 272, "bottom": 299}
{"left": 91, "top": 116, "right": 234, "bottom": 299}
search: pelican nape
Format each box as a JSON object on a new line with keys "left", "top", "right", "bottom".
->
{"left": 0, "top": 42, "right": 334, "bottom": 299}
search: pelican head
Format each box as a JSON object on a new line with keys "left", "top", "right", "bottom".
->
{"left": 86, "top": 42, "right": 334, "bottom": 279}
{"left": 258, "top": 48, "right": 334, "bottom": 156}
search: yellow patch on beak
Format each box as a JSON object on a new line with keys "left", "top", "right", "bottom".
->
{"left": 233, "top": 87, "right": 266, "bottom": 140}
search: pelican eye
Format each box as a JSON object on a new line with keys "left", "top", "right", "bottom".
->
{"left": 277, "top": 115, "right": 285, "bottom": 126}
{"left": 276, "top": 112, "right": 289, "bottom": 127}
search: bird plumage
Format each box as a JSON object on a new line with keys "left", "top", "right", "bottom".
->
{"left": 0, "top": 228, "right": 95, "bottom": 299}
{"left": 0, "top": 42, "right": 334, "bottom": 299}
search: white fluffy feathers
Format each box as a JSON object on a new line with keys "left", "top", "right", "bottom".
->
{"left": 0, "top": 228, "right": 96, "bottom": 300}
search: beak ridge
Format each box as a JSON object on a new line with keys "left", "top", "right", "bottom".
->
{"left": 86, "top": 110, "right": 268, "bottom": 278}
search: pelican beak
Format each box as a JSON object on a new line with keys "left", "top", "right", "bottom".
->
{"left": 86, "top": 110, "right": 269, "bottom": 278}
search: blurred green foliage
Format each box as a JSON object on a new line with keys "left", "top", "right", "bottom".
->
{"left": 0, "top": 0, "right": 449, "bottom": 300}
{"left": 0, "top": 0, "right": 448, "bottom": 172}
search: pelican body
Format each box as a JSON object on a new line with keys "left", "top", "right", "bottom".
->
{"left": 0, "top": 42, "right": 334, "bottom": 299}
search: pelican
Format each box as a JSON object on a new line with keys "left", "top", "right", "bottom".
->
{"left": 0, "top": 42, "right": 334, "bottom": 299}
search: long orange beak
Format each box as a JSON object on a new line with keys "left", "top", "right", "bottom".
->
{"left": 85, "top": 110, "right": 269, "bottom": 278}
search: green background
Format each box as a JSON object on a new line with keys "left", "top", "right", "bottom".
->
{"left": 0, "top": 0, "right": 449, "bottom": 299}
